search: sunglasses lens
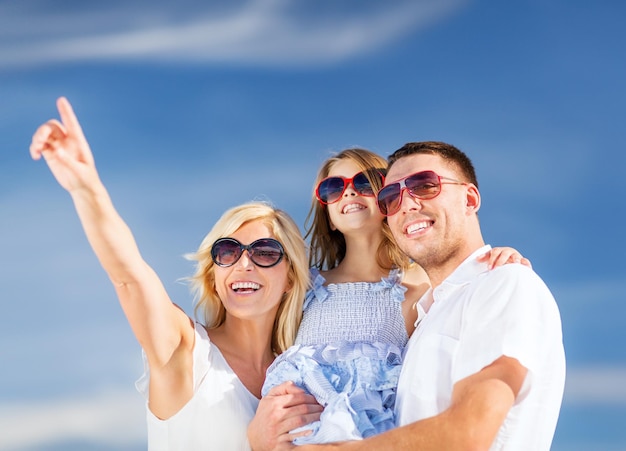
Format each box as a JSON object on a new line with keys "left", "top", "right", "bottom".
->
{"left": 377, "top": 184, "right": 402, "bottom": 216}
{"left": 211, "top": 239, "right": 242, "bottom": 267}
{"left": 352, "top": 172, "right": 376, "bottom": 196}
{"left": 249, "top": 239, "right": 284, "bottom": 267}
{"left": 406, "top": 171, "right": 441, "bottom": 199}
{"left": 377, "top": 171, "right": 443, "bottom": 216}
{"left": 317, "top": 177, "right": 346, "bottom": 204}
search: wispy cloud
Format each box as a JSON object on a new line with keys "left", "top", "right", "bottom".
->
{"left": 0, "top": 0, "right": 467, "bottom": 69}
{"left": 563, "top": 366, "right": 626, "bottom": 405}
{"left": 0, "top": 390, "right": 145, "bottom": 450}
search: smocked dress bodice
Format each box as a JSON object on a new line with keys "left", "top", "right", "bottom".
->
{"left": 262, "top": 268, "right": 409, "bottom": 445}
{"left": 295, "top": 268, "right": 408, "bottom": 348}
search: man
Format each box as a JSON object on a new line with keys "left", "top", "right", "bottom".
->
{"left": 250, "top": 141, "right": 565, "bottom": 450}
{"left": 365, "top": 141, "right": 564, "bottom": 450}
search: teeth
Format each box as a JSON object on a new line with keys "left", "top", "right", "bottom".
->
{"left": 343, "top": 203, "right": 365, "bottom": 214}
{"left": 407, "top": 221, "right": 431, "bottom": 234}
{"left": 231, "top": 282, "right": 260, "bottom": 291}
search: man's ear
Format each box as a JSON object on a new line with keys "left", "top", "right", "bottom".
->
{"left": 466, "top": 184, "right": 481, "bottom": 214}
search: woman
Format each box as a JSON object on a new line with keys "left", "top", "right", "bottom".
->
{"left": 29, "top": 97, "right": 319, "bottom": 450}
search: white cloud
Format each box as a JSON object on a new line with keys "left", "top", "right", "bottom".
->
{"left": 563, "top": 366, "right": 626, "bottom": 405}
{"left": 0, "top": 0, "right": 467, "bottom": 69}
{"left": 0, "top": 390, "right": 145, "bottom": 449}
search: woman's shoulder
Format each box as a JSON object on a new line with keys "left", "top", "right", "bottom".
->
{"left": 193, "top": 321, "right": 210, "bottom": 342}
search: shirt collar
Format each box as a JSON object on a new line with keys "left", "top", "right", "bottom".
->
{"left": 413, "top": 244, "right": 492, "bottom": 327}
{"left": 444, "top": 244, "right": 492, "bottom": 287}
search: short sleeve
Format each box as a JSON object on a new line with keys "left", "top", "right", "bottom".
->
{"left": 303, "top": 268, "right": 328, "bottom": 310}
{"left": 374, "top": 268, "right": 407, "bottom": 304}
{"left": 451, "top": 265, "right": 563, "bottom": 395}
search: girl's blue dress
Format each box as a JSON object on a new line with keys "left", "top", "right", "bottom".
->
{"left": 262, "top": 268, "right": 408, "bottom": 444}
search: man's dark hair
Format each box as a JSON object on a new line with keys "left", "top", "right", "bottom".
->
{"left": 387, "top": 141, "right": 478, "bottom": 188}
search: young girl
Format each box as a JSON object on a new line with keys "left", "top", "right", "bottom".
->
{"left": 260, "top": 148, "right": 528, "bottom": 445}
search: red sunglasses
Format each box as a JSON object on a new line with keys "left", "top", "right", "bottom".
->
{"left": 377, "top": 170, "right": 467, "bottom": 216}
{"left": 315, "top": 170, "right": 385, "bottom": 205}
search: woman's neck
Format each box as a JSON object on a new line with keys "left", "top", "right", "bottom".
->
{"left": 208, "top": 317, "right": 276, "bottom": 398}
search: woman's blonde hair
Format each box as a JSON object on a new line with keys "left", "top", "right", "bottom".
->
{"left": 305, "top": 148, "right": 412, "bottom": 271}
{"left": 186, "top": 201, "right": 309, "bottom": 353}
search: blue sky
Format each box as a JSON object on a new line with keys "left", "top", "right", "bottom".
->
{"left": 1, "top": 0, "right": 625, "bottom": 449}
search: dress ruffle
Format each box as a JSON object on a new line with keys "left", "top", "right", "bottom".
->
{"left": 263, "top": 341, "right": 403, "bottom": 444}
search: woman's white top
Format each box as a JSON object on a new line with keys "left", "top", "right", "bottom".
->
{"left": 136, "top": 322, "right": 259, "bottom": 450}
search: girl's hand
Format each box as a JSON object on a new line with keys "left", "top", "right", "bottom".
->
{"left": 29, "top": 97, "right": 99, "bottom": 192}
{"left": 478, "top": 247, "right": 532, "bottom": 270}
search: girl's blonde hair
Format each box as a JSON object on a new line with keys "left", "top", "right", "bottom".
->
{"left": 305, "top": 148, "right": 412, "bottom": 271}
{"left": 187, "top": 201, "right": 309, "bottom": 353}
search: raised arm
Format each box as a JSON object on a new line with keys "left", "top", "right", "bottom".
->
{"left": 30, "top": 97, "right": 194, "bottom": 416}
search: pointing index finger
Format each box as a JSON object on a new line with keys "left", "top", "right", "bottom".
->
{"left": 56, "top": 97, "right": 84, "bottom": 139}
{"left": 56, "top": 96, "right": 95, "bottom": 164}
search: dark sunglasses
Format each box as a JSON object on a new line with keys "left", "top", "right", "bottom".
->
{"left": 315, "top": 170, "right": 385, "bottom": 205}
{"left": 377, "top": 170, "right": 467, "bottom": 216}
{"left": 211, "top": 237, "right": 285, "bottom": 268}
